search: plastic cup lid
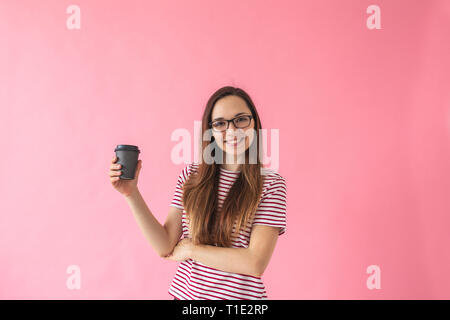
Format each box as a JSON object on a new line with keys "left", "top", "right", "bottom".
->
{"left": 115, "top": 144, "right": 140, "bottom": 153}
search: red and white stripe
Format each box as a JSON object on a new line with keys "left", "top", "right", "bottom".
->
{"left": 169, "top": 163, "right": 287, "bottom": 300}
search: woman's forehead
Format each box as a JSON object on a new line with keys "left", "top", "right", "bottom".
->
{"left": 212, "top": 96, "right": 250, "bottom": 118}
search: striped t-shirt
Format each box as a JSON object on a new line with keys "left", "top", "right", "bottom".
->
{"left": 168, "top": 162, "right": 287, "bottom": 300}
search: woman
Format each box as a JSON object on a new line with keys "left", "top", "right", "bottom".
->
{"left": 109, "top": 86, "right": 287, "bottom": 300}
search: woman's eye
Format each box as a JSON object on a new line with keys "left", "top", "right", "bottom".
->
{"left": 214, "top": 121, "right": 226, "bottom": 127}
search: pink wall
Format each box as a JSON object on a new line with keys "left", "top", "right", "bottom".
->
{"left": 1, "top": 0, "right": 449, "bottom": 299}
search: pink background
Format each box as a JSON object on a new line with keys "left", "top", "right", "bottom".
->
{"left": 1, "top": 0, "right": 449, "bottom": 299}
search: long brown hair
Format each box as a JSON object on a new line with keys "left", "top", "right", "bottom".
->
{"left": 182, "top": 86, "right": 265, "bottom": 247}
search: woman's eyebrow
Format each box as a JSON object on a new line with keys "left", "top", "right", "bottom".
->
{"left": 212, "top": 112, "right": 247, "bottom": 121}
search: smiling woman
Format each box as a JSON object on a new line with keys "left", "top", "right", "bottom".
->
{"left": 164, "top": 86, "right": 287, "bottom": 300}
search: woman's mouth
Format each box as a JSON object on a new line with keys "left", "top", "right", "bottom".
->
{"left": 225, "top": 137, "right": 245, "bottom": 147}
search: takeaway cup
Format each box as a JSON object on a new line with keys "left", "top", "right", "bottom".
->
{"left": 114, "top": 145, "right": 140, "bottom": 180}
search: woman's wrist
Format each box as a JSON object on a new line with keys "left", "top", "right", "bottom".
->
{"left": 124, "top": 187, "right": 140, "bottom": 200}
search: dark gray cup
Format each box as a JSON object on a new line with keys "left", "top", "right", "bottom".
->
{"left": 114, "top": 145, "right": 140, "bottom": 180}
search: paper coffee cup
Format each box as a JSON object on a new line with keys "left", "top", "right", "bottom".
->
{"left": 114, "top": 144, "right": 140, "bottom": 180}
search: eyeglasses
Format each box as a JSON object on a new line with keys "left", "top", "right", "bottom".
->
{"left": 208, "top": 115, "right": 253, "bottom": 132}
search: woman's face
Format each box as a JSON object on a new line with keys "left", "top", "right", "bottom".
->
{"left": 210, "top": 95, "right": 255, "bottom": 160}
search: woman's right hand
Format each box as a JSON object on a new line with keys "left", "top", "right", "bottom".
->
{"left": 109, "top": 155, "right": 142, "bottom": 197}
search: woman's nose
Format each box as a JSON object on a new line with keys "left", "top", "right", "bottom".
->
{"left": 225, "top": 128, "right": 244, "bottom": 139}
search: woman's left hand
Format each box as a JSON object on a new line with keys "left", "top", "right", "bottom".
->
{"left": 163, "top": 238, "right": 194, "bottom": 262}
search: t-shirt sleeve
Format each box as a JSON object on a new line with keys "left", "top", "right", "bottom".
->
{"left": 252, "top": 176, "right": 287, "bottom": 236}
{"left": 170, "top": 163, "right": 193, "bottom": 210}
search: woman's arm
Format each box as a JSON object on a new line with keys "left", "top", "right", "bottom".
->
{"left": 190, "top": 244, "right": 260, "bottom": 278}
{"left": 165, "top": 226, "right": 279, "bottom": 278}
{"left": 125, "top": 188, "right": 172, "bottom": 257}
{"left": 185, "top": 225, "right": 280, "bottom": 278}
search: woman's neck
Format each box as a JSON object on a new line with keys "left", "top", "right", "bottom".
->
{"left": 221, "top": 163, "right": 241, "bottom": 171}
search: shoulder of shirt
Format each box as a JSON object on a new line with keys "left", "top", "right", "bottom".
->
{"left": 175, "top": 162, "right": 198, "bottom": 185}
{"left": 183, "top": 162, "right": 199, "bottom": 176}
{"left": 261, "top": 167, "right": 285, "bottom": 183}
{"left": 261, "top": 168, "right": 286, "bottom": 198}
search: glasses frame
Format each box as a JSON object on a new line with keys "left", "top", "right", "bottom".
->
{"left": 208, "top": 114, "right": 253, "bottom": 132}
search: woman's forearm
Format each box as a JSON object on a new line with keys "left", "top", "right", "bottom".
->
{"left": 190, "top": 244, "right": 260, "bottom": 278}
{"left": 124, "top": 188, "right": 171, "bottom": 257}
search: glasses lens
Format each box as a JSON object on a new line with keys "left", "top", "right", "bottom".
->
{"left": 212, "top": 121, "right": 227, "bottom": 131}
{"left": 234, "top": 116, "right": 250, "bottom": 128}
